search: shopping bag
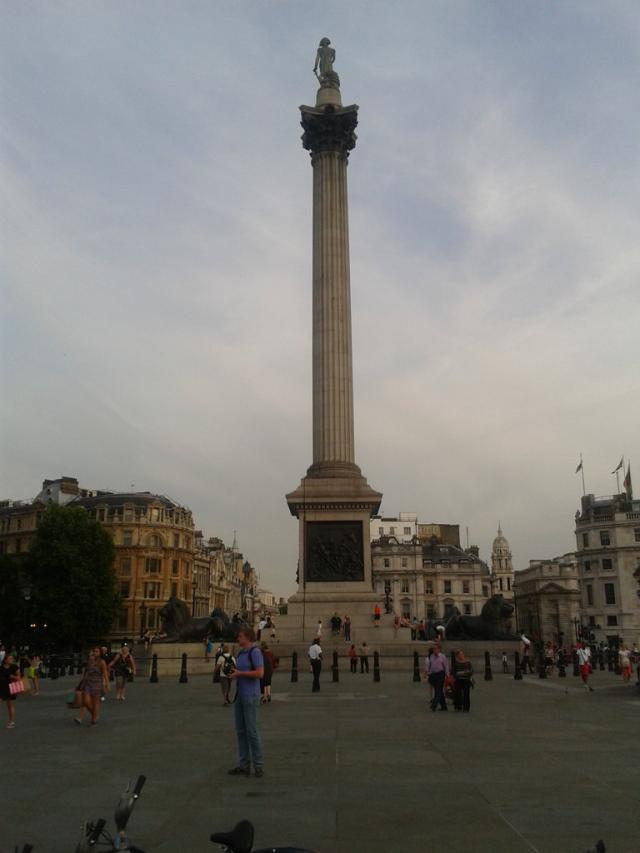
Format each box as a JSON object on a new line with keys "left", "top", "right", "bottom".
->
{"left": 9, "top": 679, "right": 25, "bottom": 696}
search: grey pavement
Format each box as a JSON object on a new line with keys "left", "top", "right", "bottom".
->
{"left": 1, "top": 665, "right": 639, "bottom": 853}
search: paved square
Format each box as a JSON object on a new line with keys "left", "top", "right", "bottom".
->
{"left": 1, "top": 665, "right": 639, "bottom": 853}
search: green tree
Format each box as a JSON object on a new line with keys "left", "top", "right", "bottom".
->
{"left": 0, "top": 553, "right": 24, "bottom": 645}
{"left": 27, "top": 504, "right": 120, "bottom": 648}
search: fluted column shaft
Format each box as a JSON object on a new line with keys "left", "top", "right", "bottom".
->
{"left": 312, "top": 150, "right": 354, "bottom": 466}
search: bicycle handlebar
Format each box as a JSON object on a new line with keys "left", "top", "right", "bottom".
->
{"left": 133, "top": 775, "right": 146, "bottom": 797}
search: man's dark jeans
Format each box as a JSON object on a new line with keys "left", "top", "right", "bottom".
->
{"left": 430, "top": 670, "right": 447, "bottom": 710}
{"left": 360, "top": 656, "right": 369, "bottom": 674}
{"left": 311, "top": 659, "right": 321, "bottom": 692}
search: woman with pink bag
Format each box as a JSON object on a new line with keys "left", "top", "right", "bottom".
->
{"left": 0, "top": 653, "right": 22, "bottom": 729}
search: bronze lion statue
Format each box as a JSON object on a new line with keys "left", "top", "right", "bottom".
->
{"left": 444, "top": 595, "right": 518, "bottom": 641}
{"left": 156, "top": 598, "right": 247, "bottom": 643}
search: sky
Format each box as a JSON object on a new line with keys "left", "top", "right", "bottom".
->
{"left": 2, "top": 1, "right": 639, "bottom": 597}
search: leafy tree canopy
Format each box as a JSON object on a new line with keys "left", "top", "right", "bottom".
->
{"left": 27, "top": 504, "right": 120, "bottom": 648}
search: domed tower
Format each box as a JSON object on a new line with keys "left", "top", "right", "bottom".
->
{"left": 491, "top": 524, "right": 514, "bottom": 601}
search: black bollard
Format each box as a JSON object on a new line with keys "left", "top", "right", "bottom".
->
{"left": 373, "top": 651, "right": 380, "bottom": 682}
{"left": 291, "top": 650, "right": 298, "bottom": 683}
{"left": 484, "top": 650, "right": 493, "bottom": 681}
{"left": 538, "top": 651, "right": 547, "bottom": 679}
{"left": 598, "top": 648, "right": 605, "bottom": 671}
{"left": 150, "top": 653, "right": 158, "bottom": 683}
{"left": 557, "top": 650, "right": 566, "bottom": 678}
{"left": 332, "top": 650, "right": 339, "bottom": 683}
{"left": 573, "top": 650, "right": 580, "bottom": 676}
{"left": 514, "top": 651, "right": 522, "bottom": 681}
{"left": 179, "top": 652, "right": 188, "bottom": 683}
{"left": 412, "top": 650, "right": 421, "bottom": 682}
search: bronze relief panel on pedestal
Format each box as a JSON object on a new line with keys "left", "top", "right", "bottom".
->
{"left": 305, "top": 520, "right": 364, "bottom": 582}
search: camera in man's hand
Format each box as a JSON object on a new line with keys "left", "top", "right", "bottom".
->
{"left": 222, "top": 658, "right": 236, "bottom": 677}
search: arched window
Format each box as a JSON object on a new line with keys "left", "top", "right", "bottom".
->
{"left": 148, "top": 533, "right": 163, "bottom": 548}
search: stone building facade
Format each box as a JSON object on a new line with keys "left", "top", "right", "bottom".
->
{"left": 575, "top": 491, "right": 640, "bottom": 645}
{"left": 513, "top": 554, "right": 580, "bottom": 643}
{"left": 490, "top": 525, "right": 515, "bottom": 601}
{"left": 370, "top": 524, "right": 492, "bottom": 621}
{"left": 72, "top": 491, "right": 195, "bottom": 639}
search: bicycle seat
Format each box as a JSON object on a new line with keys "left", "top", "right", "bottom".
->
{"left": 211, "top": 820, "right": 255, "bottom": 853}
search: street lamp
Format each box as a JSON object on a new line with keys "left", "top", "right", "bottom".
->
{"left": 139, "top": 602, "right": 147, "bottom": 638}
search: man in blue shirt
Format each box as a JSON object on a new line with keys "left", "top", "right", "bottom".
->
{"left": 425, "top": 643, "right": 449, "bottom": 712}
{"left": 228, "top": 628, "right": 264, "bottom": 777}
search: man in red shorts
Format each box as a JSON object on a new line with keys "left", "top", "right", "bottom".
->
{"left": 576, "top": 642, "right": 594, "bottom": 692}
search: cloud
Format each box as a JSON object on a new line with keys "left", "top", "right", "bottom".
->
{"left": 2, "top": 2, "right": 639, "bottom": 593}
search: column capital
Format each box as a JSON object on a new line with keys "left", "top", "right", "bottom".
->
{"left": 300, "top": 103, "right": 358, "bottom": 160}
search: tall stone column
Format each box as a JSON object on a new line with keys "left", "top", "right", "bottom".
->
{"left": 283, "top": 41, "right": 382, "bottom": 639}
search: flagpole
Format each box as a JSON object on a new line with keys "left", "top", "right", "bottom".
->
{"left": 580, "top": 453, "right": 585, "bottom": 496}
{"left": 615, "top": 469, "right": 620, "bottom": 493}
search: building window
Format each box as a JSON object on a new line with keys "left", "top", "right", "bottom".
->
{"left": 147, "top": 608, "right": 156, "bottom": 629}
{"left": 120, "top": 581, "right": 130, "bottom": 598}
{"left": 586, "top": 584, "right": 593, "bottom": 606}
{"left": 583, "top": 560, "right": 591, "bottom": 572}
{"left": 384, "top": 558, "right": 390, "bottom": 568}
{"left": 124, "top": 507, "right": 134, "bottom": 522}
{"left": 16, "top": 519, "right": 22, "bottom": 531}
{"left": 173, "top": 533, "right": 180, "bottom": 548}
{"left": 171, "top": 582, "right": 178, "bottom": 597}
{"left": 183, "top": 561, "right": 190, "bottom": 577}
{"left": 404, "top": 526, "right": 411, "bottom": 535}
{"left": 463, "top": 604, "right": 472, "bottom": 615}
{"left": 172, "top": 559, "right": 179, "bottom": 576}
{"left": 98, "top": 508, "right": 106, "bottom": 522}
{"left": 123, "top": 530, "right": 133, "bottom": 546}
{"left": 462, "top": 581, "right": 470, "bottom": 594}
{"left": 599, "top": 531, "right": 610, "bottom": 547}
{"left": 148, "top": 533, "right": 162, "bottom": 547}
{"left": 401, "top": 579, "right": 409, "bottom": 593}
{"left": 444, "top": 580, "right": 452, "bottom": 594}
{"left": 606, "top": 614, "right": 618, "bottom": 626}
{"left": 507, "top": 577, "right": 511, "bottom": 591}
{"left": 389, "top": 527, "right": 395, "bottom": 535}
{"left": 426, "top": 606, "right": 436, "bottom": 618}
{"left": 498, "top": 577, "right": 503, "bottom": 591}
{"left": 426, "top": 581, "right": 433, "bottom": 594}
{"left": 482, "top": 585, "right": 489, "bottom": 597}
{"left": 635, "top": 528, "right": 640, "bottom": 543}
{"left": 145, "top": 558, "right": 161, "bottom": 574}
{"left": 118, "top": 610, "right": 128, "bottom": 630}
{"left": 378, "top": 527, "right": 383, "bottom": 535}
{"left": 150, "top": 508, "right": 160, "bottom": 522}
{"left": 401, "top": 557, "right": 408, "bottom": 568}
{"left": 602, "top": 558, "right": 613, "bottom": 571}
{"left": 588, "top": 615, "right": 596, "bottom": 626}
{"left": 582, "top": 532, "right": 589, "bottom": 548}
{"left": 120, "top": 558, "right": 131, "bottom": 575}
{"left": 604, "top": 583, "right": 615, "bottom": 605}
{"left": 144, "top": 582, "right": 161, "bottom": 599}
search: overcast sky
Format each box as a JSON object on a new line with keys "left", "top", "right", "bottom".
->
{"left": 2, "top": 2, "right": 639, "bottom": 596}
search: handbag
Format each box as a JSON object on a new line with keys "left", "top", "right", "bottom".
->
{"left": 9, "top": 679, "right": 25, "bottom": 696}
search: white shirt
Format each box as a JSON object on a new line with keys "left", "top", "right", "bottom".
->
{"left": 577, "top": 647, "right": 591, "bottom": 666}
{"left": 316, "top": 622, "right": 322, "bottom": 636}
{"left": 308, "top": 643, "right": 322, "bottom": 660}
{"left": 258, "top": 620, "right": 267, "bottom": 630}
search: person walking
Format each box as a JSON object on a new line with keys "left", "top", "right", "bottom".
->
{"left": 260, "top": 642, "right": 274, "bottom": 704}
{"left": 74, "top": 648, "right": 109, "bottom": 726}
{"left": 308, "top": 638, "right": 323, "bottom": 692}
{"left": 316, "top": 618, "right": 323, "bottom": 639}
{"left": 501, "top": 651, "right": 509, "bottom": 674}
{"left": 618, "top": 644, "right": 632, "bottom": 684}
{"left": 214, "top": 644, "right": 236, "bottom": 705}
{"left": 0, "top": 653, "right": 21, "bottom": 728}
{"left": 452, "top": 649, "right": 473, "bottom": 712}
{"left": 228, "top": 628, "right": 264, "bottom": 777}
{"left": 110, "top": 643, "right": 136, "bottom": 701}
{"left": 373, "top": 605, "right": 381, "bottom": 627}
{"left": 425, "top": 643, "right": 449, "bottom": 711}
{"left": 576, "top": 642, "right": 594, "bottom": 692}
{"left": 359, "top": 641, "right": 370, "bottom": 674}
{"left": 348, "top": 644, "right": 358, "bottom": 673}
{"left": 26, "top": 654, "right": 40, "bottom": 695}
{"left": 204, "top": 637, "right": 213, "bottom": 662}
{"left": 343, "top": 616, "right": 351, "bottom": 642}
